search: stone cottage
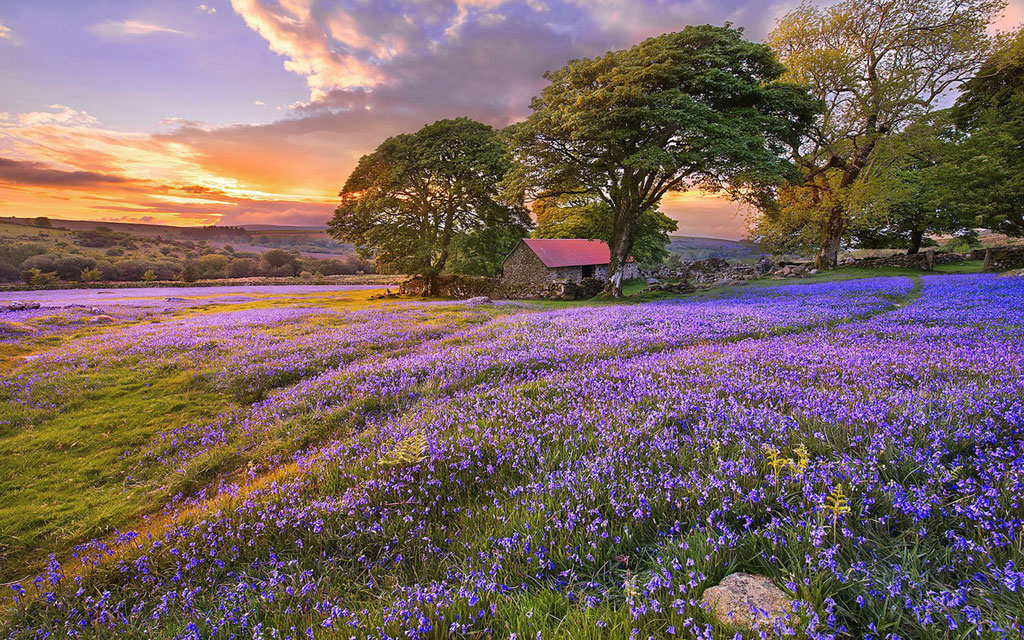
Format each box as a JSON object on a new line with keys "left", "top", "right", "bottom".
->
{"left": 501, "top": 238, "right": 640, "bottom": 283}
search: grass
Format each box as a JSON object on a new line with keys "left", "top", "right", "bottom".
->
{"left": 0, "top": 268, "right": 1015, "bottom": 639}
{"left": 0, "top": 289, "right": 513, "bottom": 583}
{"left": 0, "top": 363, "right": 234, "bottom": 582}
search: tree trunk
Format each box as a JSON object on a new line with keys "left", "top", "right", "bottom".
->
{"left": 607, "top": 210, "right": 634, "bottom": 298}
{"left": 424, "top": 272, "right": 439, "bottom": 297}
{"left": 815, "top": 206, "right": 845, "bottom": 270}
{"left": 907, "top": 228, "right": 923, "bottom": 255}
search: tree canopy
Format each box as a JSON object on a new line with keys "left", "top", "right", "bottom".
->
{"left": 504, "top": 24, "right": 817, "bottom": 295}
{"left": 762, "top": 0, "right": 1004, "bottom": 267}
{"left": 848, "top": 115, "right": 975, "bottom": 253}
{"left": 946, "top": 27, "right": 1024, "bottom": 236}
{"left": 330, "top": 118, "right": 530, "bottom": 285}
{"left": 532, "top": 195, "right": 677, "bottom": 267}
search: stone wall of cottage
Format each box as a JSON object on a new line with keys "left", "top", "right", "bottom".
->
{"left": 501, "top": 243, "right": 553, "bottom": 282}
{"left": 499, "top": 241, "right": 643, "bottom": 284}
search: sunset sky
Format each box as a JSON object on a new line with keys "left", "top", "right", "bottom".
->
{"left": 1, "top": 1, "right": 1021, "bottom": 238}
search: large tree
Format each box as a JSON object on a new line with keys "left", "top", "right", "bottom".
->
{"left": 765, "top": 0, "right": 1003, "bottom": 268}
{"left": 849, "top": 114, "right": 975, "bottom": 254}
{"left": 947, "top": 27, "right": 1024, "bottom": 236}
{"left": 503, "top": 25, "right": 817, "bottom": 296}
{"left": 532, "top": 195, "right": 677, "bottom": 267}
{"left": 330, "top": 118, "right": 529, "bottom": 291}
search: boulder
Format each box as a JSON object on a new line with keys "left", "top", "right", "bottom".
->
{"left": 5, "top": 301, "right": 40, "bottom": 311}
{"left": 87, "top": 315, "right": 115, "bottom": 324}
{"left": 0, "top": 320, "right": 39, "bottom": 335}
{"left": 756, "top": 255, "right": 775, "bottom": 274}
{"left": 463, "top": 296, "right": 491, "bottom": 306}
{"left": 646, "top": 277, "right": 659, "bottom": 285}
{"left": 700, "top": 573, "right": 796, "bottom": 631}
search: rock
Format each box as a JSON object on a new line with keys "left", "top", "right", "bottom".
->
{"left": 90, "top": 306, "right": 102, "bottom": 315}
{"left": 463, "top": 296, "right": 491, "bottom": 306}
{"left": 646, "top": 277, "right": 659, "bottom": 285}
{"left": 87, "top": 315, "right": 115, "bottom": 324}
{"left": 700, "top": 573, "right": 796, "bottom": 631}
{"left": 0, "top": 320, "right": 39, "bottom": 334}
{"left": 808, "top": 268, "right": 819, "bottom": 275}
{"left": 5, "top": 301, "right": 40, "bottom": 311}
{"left": 165, "top": 297, "right": 186, "bottom": 302}
{"left": 756, "top": 255, "right": 775, "bottom": 274}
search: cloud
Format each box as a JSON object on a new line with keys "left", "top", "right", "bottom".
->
{"left": 0, "top": 104, "right": 335, "bottom": 226}
{"left": 230, "top": 0, "right": 801, "bottom": 105}
{"left": 198, "top": 4, "right": 217, "bottom": 15}
{"left": 0, "top": 20, "right": 13, "bottom": 40}
{"left": 2, "top": 1, "right": 819, "bottom": 232}
{"left": 89, "top": 20, "right": 187, "bottom": 38}
{"left": 229, "top": 0, "right": 388, "bottom": 98}
{"left": 1, "top": 104, "right": 99, "bottom": 128}
{"left": 0, "top": 157, "right": 134, "bottom": 187}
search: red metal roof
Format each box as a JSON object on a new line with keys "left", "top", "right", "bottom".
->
{"left": 519, "top": 238, "right": 633, "bottom": 268}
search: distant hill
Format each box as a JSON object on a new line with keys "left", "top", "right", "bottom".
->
{"left": 0, "top": 217, "right": 353, "bottom": 258}
{"left": 666, "top": 236, "right": 762, "bottom": 261}
{"left": 0, "top": 217, "right": 372, "bottom": 285}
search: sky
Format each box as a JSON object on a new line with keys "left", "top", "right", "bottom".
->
{"left": 1, "top": 1, "right": 1021, "bottom": 239}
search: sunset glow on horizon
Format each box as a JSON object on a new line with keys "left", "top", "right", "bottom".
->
{"left": 2, "top": 0, "right": 1021, "bottom": 238}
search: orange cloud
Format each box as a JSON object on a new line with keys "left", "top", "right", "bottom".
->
{"left": 0, "top": 105, "right": 336, "bottom": 227}
{"left": 230, "top": 0, "right": 386, "bottom": 98}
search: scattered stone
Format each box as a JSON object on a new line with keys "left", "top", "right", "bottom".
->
{"left": 646, "top": 280, "right": 696, "bottom": 294}
{"left": 0, "top": 320, "right": 39, "bottom": 334}
{"left": 87, "top": 315, "right": 115, "bottom": 324}
{"left": 701, "top": 573, "right": 796, "bottom": 631}
{"left": 463, "top": 296, "right": 491, "bottom": 306}
{"left": 4, "top": 301, "right": 41, "bottom": 312}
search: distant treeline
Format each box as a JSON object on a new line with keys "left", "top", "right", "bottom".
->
{"left": 178, "top": 225, "right": 252, "bottom": 241}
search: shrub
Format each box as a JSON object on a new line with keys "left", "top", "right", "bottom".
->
{"left": 259, "top": 249, "right": 301, "bottom": 275}
{"left": 54, "top": 256, "right": 96, "bottom": 281}
{"left": 80, "top": 267, "right": 103, "bottom": 282}
{"left": 25, "top": 268, "right": 59, "bottom": 287}
{"left": 197, "top": 254, "right": 229, "bottom": 279}
{"left": 226, "top": 258, "right": 255, "bottom": 279}
{"left": 142, "top": 269, "right": 158, "bottom": 281}
{"left": 19, "top": 254, "right": 58, "bottom": 274}
{"left": 181, "top": 261, "right": 200, "bottom": 283}
{"left": 0, "top": 262, "right": 21, "bottom": 282}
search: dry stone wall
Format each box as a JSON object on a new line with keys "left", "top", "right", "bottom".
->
{"left": 981, "top": 247, "right": 1024, "bottom": 272}
{"left": 397, "top": 274, "right": 604, "bottom": 300}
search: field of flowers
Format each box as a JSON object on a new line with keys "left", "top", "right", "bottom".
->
{"left": 2, "top": 274, "right": 1023, "bottom": 639}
